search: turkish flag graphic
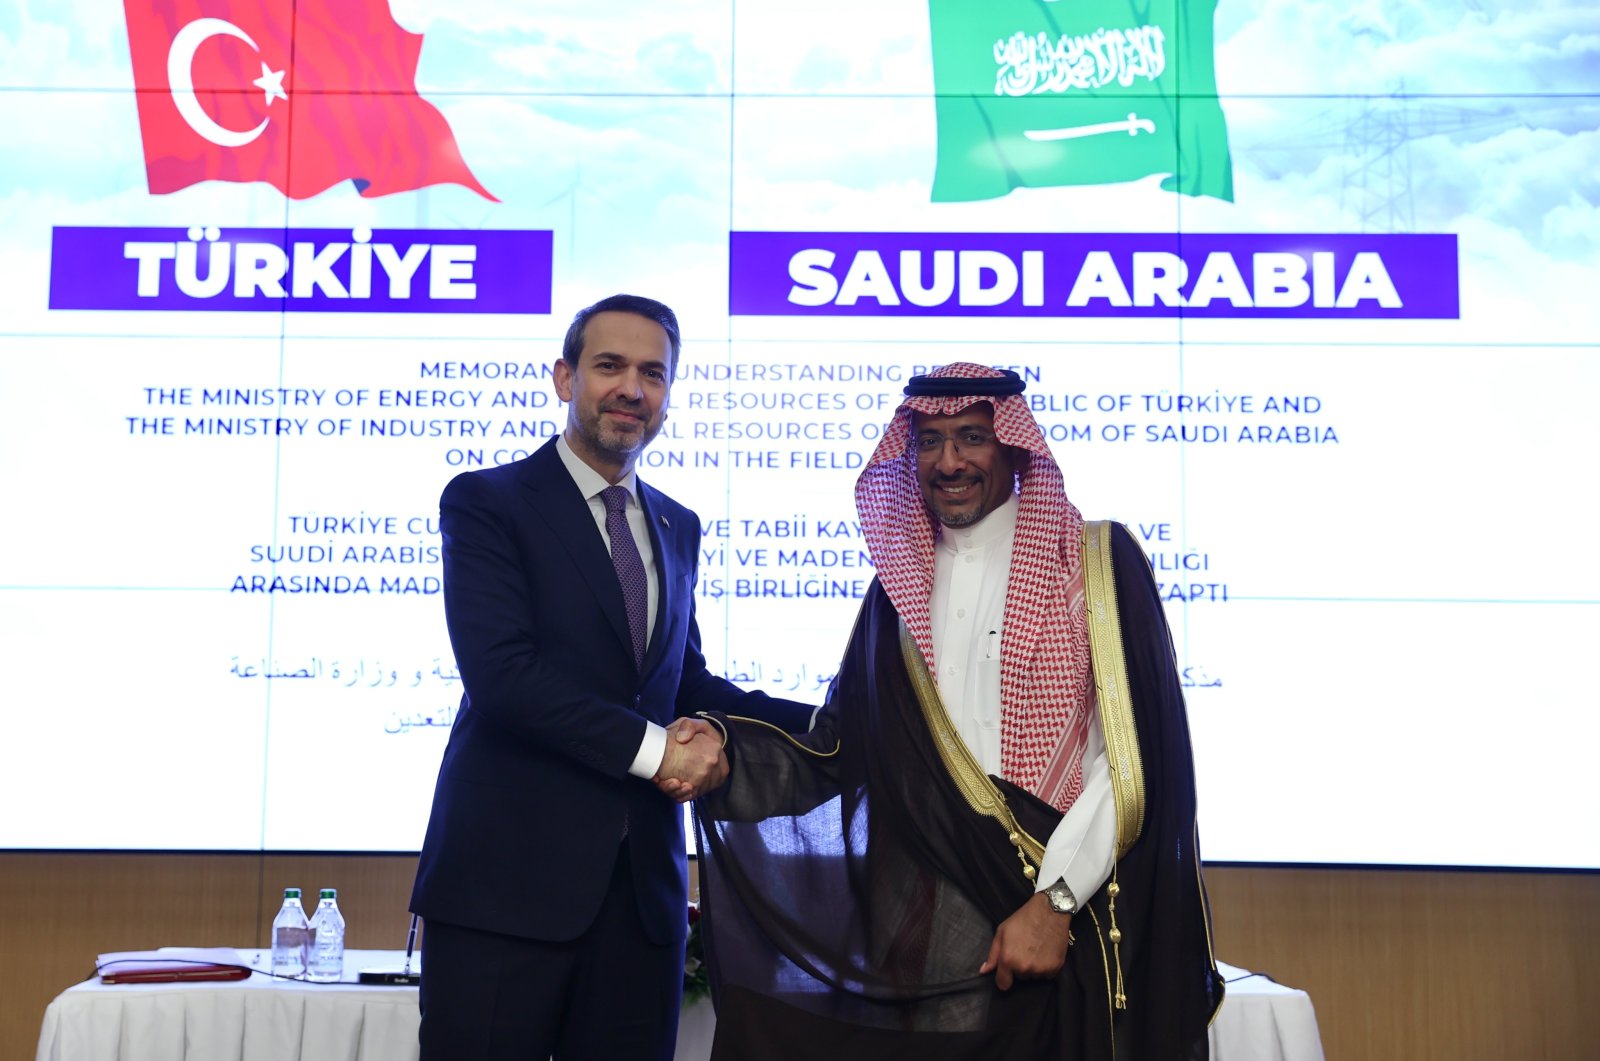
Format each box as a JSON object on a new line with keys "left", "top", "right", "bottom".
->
{"left": 123, "top": 0, "right": 497, "bottom": 201}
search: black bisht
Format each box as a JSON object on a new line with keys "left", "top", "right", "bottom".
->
{"left": 696, "top": 523, "right": 1222, "bottom": 1060}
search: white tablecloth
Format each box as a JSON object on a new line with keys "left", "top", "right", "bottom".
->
{"left": 38, "top": 952, "right": 1322, "bottom": 1061}
{"left": 1211, "top": 961, "right": 1326, "bottom": 1061}
{"left": 37, "top": 950, "right": 423, "bottom": 1061}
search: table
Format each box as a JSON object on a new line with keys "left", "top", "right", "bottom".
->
{"left": 38, "top": 952, "right": 1322, "bottom": 1061}
{"left": 36, "top": 950, "right": 423, "bottom": 1061}
{"left": 1210, "top": 961, "right": 1326, "bottom": 1061}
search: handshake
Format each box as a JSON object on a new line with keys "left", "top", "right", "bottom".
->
{"left": 651, "top": 717, "right": 728, "bottom": 804}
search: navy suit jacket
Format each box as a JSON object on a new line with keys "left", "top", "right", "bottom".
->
{"left": 410, "top": 438, "right": 812, "bottom": 945}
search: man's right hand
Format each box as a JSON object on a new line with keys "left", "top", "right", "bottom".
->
{"left": 653, "top": 718, "right": 728, "bottom": 802}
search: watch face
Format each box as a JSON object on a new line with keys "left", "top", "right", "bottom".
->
{"left": 1047, "top": 883, "right": 1074, "bottom": 913}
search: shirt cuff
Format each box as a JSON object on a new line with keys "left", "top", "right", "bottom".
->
{"left": 1034, "top": 744, "right": 1117, "bottom": 904}
{"left": 627, "top": 721, "right": 669, "bottom": 779}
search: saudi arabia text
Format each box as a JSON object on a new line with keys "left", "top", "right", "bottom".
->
{"left": 729, "top": 232, "right": 1459, "bottom": 318}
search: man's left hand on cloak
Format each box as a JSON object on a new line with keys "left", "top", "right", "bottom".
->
{"left": 979, "top": 892, "right": 1072, "bottom": 990}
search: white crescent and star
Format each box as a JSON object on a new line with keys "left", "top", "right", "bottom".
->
{"left": 166, "top": 17, "right": 287, "bottom": 148}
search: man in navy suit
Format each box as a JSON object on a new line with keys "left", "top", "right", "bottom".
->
{"left": 410, "top": 294, "right": 813, "bottom": 1059}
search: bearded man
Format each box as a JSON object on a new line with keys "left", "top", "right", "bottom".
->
{"left": 695, "top": 363, "right": 1223, "bottom": 1060}
{"left": 410, "top": 294, "right": 813, "bottom": 1060}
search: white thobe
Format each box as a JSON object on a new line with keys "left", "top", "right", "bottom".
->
{"left": 928, "top": 493, "right": 1117, "bottom": 906}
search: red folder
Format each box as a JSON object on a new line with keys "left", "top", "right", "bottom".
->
{"left": 100, "top": 962, "right": 251, "bottom": 984}
{"left": 97, "top": 948, "right": 253, "bottom": 984}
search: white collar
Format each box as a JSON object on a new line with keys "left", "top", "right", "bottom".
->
{"left": 556, "top": 434, "right": 639, "bottom": 505}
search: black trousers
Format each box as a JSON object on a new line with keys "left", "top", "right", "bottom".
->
{"left": 418, "top": 845, "right": 683, "bottom": 1060}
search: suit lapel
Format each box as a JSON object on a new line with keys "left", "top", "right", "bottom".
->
{"left": 518, "top": 440, "right": 635, "bottom": 664}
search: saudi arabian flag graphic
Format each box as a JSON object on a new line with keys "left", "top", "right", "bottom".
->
{"left": 928, "top": 0, "right": 1233, "bottom": 202}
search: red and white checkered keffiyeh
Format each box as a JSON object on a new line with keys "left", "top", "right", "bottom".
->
{"left": 856, "top": 362, "right": 1092, "bottom": 813}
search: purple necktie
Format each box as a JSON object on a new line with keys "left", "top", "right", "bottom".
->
{"left": 600, "top": 485, "right": 648, "bottom": 667}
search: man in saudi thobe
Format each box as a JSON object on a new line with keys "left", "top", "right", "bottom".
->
{"left": 695, "top": 363, "right": 1223, "bottom": 1060}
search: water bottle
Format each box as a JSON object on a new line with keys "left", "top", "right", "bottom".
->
{"left": 270, "top": 887, "right": 309, "bottom": 978}
{"left": 306, "top": 888, "right": 346, "bottom": 983}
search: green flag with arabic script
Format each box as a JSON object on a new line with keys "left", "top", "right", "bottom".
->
{"left": 928, "top": 0, "right": 1233, "bottom": 202}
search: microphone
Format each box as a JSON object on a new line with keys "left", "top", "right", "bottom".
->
{"left": 356, "top": 914, "right": 422, "bottom": 985}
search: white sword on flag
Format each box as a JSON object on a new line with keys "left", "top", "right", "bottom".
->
{"left": 1024, "top": 113, "right": 1157, "bottom": 142}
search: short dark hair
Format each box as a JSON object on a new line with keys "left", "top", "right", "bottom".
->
{"left": 561, "top": 293, "right": 682, "bottom": 374}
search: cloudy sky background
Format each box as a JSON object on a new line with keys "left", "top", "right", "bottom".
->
{"left": 0, "top": 0, "right": 1595, "bottom": 338}
{"left": 0, "top": 0, "right": 1595, "bottom": 860}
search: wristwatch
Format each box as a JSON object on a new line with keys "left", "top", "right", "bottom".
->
{"left": 1044, "top": 877, "right": 1077, "bottom": 915}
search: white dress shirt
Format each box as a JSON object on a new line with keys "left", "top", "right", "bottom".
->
{"left": 928, "top": 492, "right": 1117, "bottom": 906}
{"left": 555, "top": 435, "right": 670, "bottom": 779}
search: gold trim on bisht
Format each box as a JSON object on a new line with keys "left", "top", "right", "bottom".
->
{"left": 714, "top": 713, "right": 840, "bottom": 758}
{"left": 1085, "top": 905, "right": 1120, "bottom": 1059}
{"left": 1196, "top": 821, "right": 1226, "bottom": 1027}
{"left": 1082, "top": 520, "right": 1147, "bottom": 859}
{"left": 1083, "top": 520, "right": 1151, "bottom": 1012}
{"left": 899, "top": 622, "right": 1046, "bottom": 879}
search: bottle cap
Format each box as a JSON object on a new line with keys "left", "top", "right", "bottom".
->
{"left": 320, "top": 888, "right": 337, "bottom": 899}
{"left": 283, "top": 887, "right": 301, "bottom": 898}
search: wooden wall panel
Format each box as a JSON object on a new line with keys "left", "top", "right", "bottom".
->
{"left": 2, "top": 854, "right": 1597, "bottom": 1061}
{"left": 0, "top": 852, "right": 261, "bottom": 1058}
{"left": 1203, "top": 866, "right": 1600, "bottom": 1061}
